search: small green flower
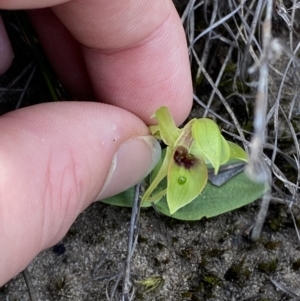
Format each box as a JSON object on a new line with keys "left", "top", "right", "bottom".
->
{"left": 142, "top": 106, "right": 247, "bottom": 215}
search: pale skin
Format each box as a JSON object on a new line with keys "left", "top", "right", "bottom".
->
{"left": 0, "top": 0, "right": 192, "bottom": 285}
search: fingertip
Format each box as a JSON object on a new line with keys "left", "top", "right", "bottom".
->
{"left": 96, "top": 135, "right": 161, "bottom": 200}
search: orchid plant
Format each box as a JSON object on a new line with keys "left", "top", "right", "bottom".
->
{"left": 141, "top": 106, "right": 247, "bottom": 214}
{"left": 103, "top": 106, "right": 267, "bottom": 220}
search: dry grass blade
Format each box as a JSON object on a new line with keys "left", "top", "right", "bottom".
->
{"left": 122, "top": 183, "right": 141, "bottom": 301}
{"left": 186, "top": 0, "right": 300, "bottom": 241}
{"left": 270, "top": 278, "right": 300, "bottom": 299}
{"left": 105, "top": 183, "right": 141, "bottom": 301}
{"left": 22, "top": 269, "right": 38, "bottom": 301}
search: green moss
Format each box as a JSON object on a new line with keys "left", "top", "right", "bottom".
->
{"left": 266, "top": 205, "right": 285, "bottom": 232}
{"left": 269, "top": 217, "right": 283, "bottom": 231}
{"left": 180, "top": 291, "right": 202, "bottom": 301}
{"left": 224, "top": 63, "right": 237, "bottom": 73}
{"left": 81, "top": 231, "right": 104, "bottom": 245}
{"left": 49, "top": 274, "right": 71, "bottom": 296}
{"left": 257, "top": 258, "right": 278, "bottom": 274}
{"left": 224, "top": 257, "right": 251, "bottom": 285}
{"left": 156, "top": 242, "right": 165, "bottom": 250}
{"left": 202, "top": 247, "right": 224, "bottom": 258}
{"left": 135, "top": 292, "right": 144, "bottom": 300}
{"left": 154, "top": 258, "right": 161, "bottom": 267}
{"left": 136, "top": 276, "right": 164, "bottom": 293}
{"left": 171, "top": 236, "right": 179, "bottom": 244}
{"left": 209, "top": 248, "right": 224, "bottom": 257}
{"left": 198, "top": 258, "right": 208, "bottom": 270}
{"left": 180, "top": 291, "right": 193, "bottom": 298}
{"left": 203, "top": 273, "right": 222, "bottom": 286}
{"left": 180, "top": 247, "right": 195, "bottom": 259}
{"left": 263, "top": 241, "right": 282, "bottom": 250}
{"left": 138, "top": 236, "right": 148, "bottom": 243}
{"left": 195, "top": 271, "right": 222, "bottom": 299}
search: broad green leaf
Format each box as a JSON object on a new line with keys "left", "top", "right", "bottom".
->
{"left": 192, "top": 118, "right": 225, "bottom": 174}
{"left": 167, "top": 142, "right": 207, "bottom": 214}
{"left": 155, "top": 170, "right": 269, "bottom": 220}
{"left": 152, "top": 106, "right": 181, "bottom": 146}
{"left": 228, "top": 141, "right": 248, "bottom": 161}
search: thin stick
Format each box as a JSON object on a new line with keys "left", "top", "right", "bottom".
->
{"left": 22, "top": 268, "right": 38, "bottom": 301}
{"left": 270, "top": 277, "right": 300, "bottom": 299}
{"left": 122, "top": 182, "right": 141, "bottom": 301}
{"left": 251, "top": 190, "right": 271, "bottom": 241}
{"left": 246, "top": 0, "right": 273, "bottom": 183}
{"left": 189, "top": 1, "right": 244, "bottom": 50}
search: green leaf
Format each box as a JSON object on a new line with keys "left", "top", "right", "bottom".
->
{"left": 154, "top": 170, "right": 268, "bottom": 220}
{"left": 228, "top": 141, "right": 248, "bottom": 161}
{"left": 151, "top": 106, "right": 181, "bottom": 146}
{"left": 192, "top": 118, "right": 228, "bottom": 174}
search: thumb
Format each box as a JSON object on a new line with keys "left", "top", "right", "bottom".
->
{"left": 0, "top": 101, "right": 160, "bottom": 285}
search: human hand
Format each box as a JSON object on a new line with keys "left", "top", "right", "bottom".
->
{"left": 0, "top": 0, "right": 192, "bottom": 285}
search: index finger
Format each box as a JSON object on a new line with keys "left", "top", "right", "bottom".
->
{"left": 33, "top": 0, "right": 193, "bottom": 125}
